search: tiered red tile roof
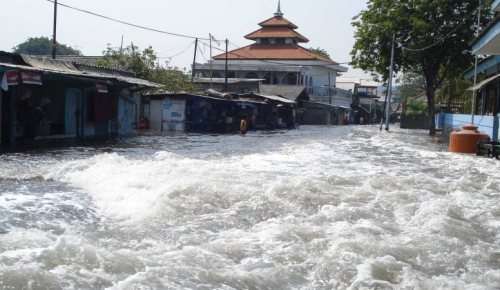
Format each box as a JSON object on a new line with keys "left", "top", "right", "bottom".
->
{"left": 214, "top": 9, "right": 336, "bottom": 64}
{"left": 245, "top": 27, "right": 309, "bottom": 43}
{"left": 214, "top": 44, "right": 337, "bottom": 64}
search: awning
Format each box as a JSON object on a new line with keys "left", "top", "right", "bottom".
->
{"left": 468, "top": 73, "right": 500, "bottom": 91}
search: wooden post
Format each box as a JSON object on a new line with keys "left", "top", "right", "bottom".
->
{"left": 225, "top": 39, "right": 229, "bottom": 92}
{"left": 52, "top": 0, "right": 58, "bottom": 59}
{"left": 191, "top": 38, "right": 198, "bottom": 83}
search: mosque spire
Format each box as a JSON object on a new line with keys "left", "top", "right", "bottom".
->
{"left": 274, "top": 0, "right": 284, "bottom": 17}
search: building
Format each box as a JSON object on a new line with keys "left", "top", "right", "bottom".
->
{"left": 337, "top": 77, "right": 382, "bottom": 124}
{"left": 192, "top": 77, "right": 263, "bottom": 94}
{"left": 193, "top": 1, "right": 349, "bottom": 106}
{"left": 0, "top": 52, "right": 161, "bottom": 149}
{"left": 438, "top": 1, "right": 500, "bottom": 139}
{"left": 143, "top": 90, "right": 297, "bottom": 133}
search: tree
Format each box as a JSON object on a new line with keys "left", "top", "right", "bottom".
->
{"left": 97, "top": 44, "right": 195, "bottom": 92}
{"left": 396, "top": 72, "right": 426, "bottom": 101}
{"left": 12, "top": 36, "right": 82, "bottom": 56}
{"left": 308, "top": 47, "right": 331, "bottom": 60}
{"left": 351, "top": 0, "right": 492, "bottom": 135}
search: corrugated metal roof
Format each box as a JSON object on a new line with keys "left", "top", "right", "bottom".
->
{"left": 0, "top": 59, "right": 162, "bottom": 88}
{"left": 252, "top": 93, "right": 296, "bottom": 104}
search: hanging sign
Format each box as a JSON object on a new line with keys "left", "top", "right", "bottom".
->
{"left": 6, "top": 71, "right": 20, "bottom": 85}
{"left": 20, "top": 71, "right": 42, "bottom": 85}
{"left": 96, "top": 83, "right": 108, "bottom": 93}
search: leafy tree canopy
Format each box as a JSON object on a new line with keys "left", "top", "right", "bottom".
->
{"left": 12, "top": 36, "right": 82, "bottom": 56}
{"left": 97, "top": 44, "right": 195, "bottom": 93}
{"left": 308, "top": 47, "right": 331, "bottom": 60}
{"left": 351, "top": 0, "right": 492, "bottom": 134}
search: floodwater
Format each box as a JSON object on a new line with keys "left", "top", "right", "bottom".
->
{"left": 1, "top": 126, "right": 499, "bottom": 289}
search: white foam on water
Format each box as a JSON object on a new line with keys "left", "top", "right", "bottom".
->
{"left": 2, "top": 127, "right": 500, "bottom": 288}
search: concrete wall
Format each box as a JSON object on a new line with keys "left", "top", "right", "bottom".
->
{"left": 436, "top": 113, "right": 499, "bottom": 140}
{"left": 401, "top": 114, "right": 428, "bottom": 130}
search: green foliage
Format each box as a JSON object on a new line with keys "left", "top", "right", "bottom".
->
{"left": 12, "top": 36, "right": 82, "bottom": 55}
{"left": 436, "top": 77, "right": 472, "bottom": 107}
{"left": 397, "top": 72, "right": 425, "bottom": 101}
{"left": 98, "top": 44, "right": 196, "bottom": 92}
{"left": 308, "top": 47, "right": 331, "bottom": 60}
{"left": 350, "top": 0, "right": 492, "bottom": 134}
{"left": 405, "top": 98, "right": 427, "bottom": 118}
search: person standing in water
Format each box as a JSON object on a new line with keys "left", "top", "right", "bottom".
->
{"left": 240, "top": 115, "right": 247, "bottom": 135}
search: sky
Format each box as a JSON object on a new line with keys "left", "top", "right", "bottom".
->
{"left": 2, "top": 0, "right": 371, "bottom": 78}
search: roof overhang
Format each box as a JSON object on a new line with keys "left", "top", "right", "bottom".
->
{"left": 468, "top": 72, "right": 500, "bottom": 91}
{"left": 326, "top": 64, "right": 348, "bottom": 73}
{"left": 493, "top": 0, "right": 500, "bottom": 12}
{"left": 463, "top": 55, "right": 500, "bottom": 79}
{"left": 0, "top": 60, "right": 162, "bottom": 89}
{"left": 472, "top": 19, "right": 500, "bottom": 55}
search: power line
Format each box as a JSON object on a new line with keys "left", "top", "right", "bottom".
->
{"left": 158, "top": 40, "right": 196, "bottom": 59}
{"left": 401, "top": 7, "right": 479, "bottom": 52}
{"left": 45, "top": 0, "right": 210, "bottom": 40}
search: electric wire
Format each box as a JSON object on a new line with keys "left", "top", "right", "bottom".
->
{"left": 45, "top": 0, "right": 210, "bottom": 40}
{"left": 401, "top": 7, "right": 479, "bottom": 52}
{"left": 158, "top": 40, "right": 195, "bottom": 59}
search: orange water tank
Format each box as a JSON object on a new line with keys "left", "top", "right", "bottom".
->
{"left": 449, "top": 125, "right": 490, "bottom": 153}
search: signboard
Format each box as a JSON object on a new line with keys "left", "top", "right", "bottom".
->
{"left": 6, "top": 71, "right": 19, "bottom": 85}
{"left": 20, "top": 71, "right": 42, "bottom": 85}
{"left": 96, "top": 83, "right": 108, "bottom": 93}
{"left": 162, "top": 98, "right": 186, "bottom": 131}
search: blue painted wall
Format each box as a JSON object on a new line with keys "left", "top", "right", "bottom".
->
{"left": 436, "top": 113, "right": 499, "bottom": 140}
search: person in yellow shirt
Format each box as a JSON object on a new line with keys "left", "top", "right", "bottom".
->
{"left": 240, "top": 115, "right": 247, "bottom": 135}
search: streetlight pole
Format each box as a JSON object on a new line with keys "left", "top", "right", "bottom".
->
{"left": 52, "top": 0, "right": 58, "bottom": 59}
{"left": 385, "top": 32, "right": 396, "bottom": 131}
{"left": 471, "top": 0, "right": 483, "bottom": 124}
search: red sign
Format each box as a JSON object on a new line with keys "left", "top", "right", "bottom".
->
{"left": 96, "top": 83, "right": 108, "bottom": 93}
{"left": 20, "top": 71, "right": 42, "bottom": 85}
{"left": 6, "top": 71, "right": 19, "bottom": 85}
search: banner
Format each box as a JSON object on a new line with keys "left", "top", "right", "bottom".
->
{"left": 20, "top": 71, "right": 42, "bottom": 85}
{"left": 96, "top": 83, "right": 108, "bottom": 93}
{"left": 6, "top": 71, "right": 19, "bottom": 85}
{"left": 1, "top": 72, "right": 8, "bottom": 91}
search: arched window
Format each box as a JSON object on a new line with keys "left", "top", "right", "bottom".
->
{"left": 212, "top": 72, "right": 222, "bottom": 78}
{"left": 309, "top": 77, "right": 313, "bottom": 87}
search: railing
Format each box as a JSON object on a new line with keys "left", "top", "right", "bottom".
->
{"left": 307, "top": 86, "right": 352, "bottom": 98}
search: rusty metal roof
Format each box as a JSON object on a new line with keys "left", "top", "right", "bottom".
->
{"left": 0, "top": 55, "right": 162, "bottom": 88}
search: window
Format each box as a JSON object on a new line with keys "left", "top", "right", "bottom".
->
{"left": 261, "top": 39, "right": 270, "bottom": 44}
{"left": 275, "top": 38, "right": 286, "bottom": 44}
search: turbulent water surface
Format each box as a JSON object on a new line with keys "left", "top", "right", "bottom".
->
{"left": 1, "top": 126, "right": 500, "bottom": 289}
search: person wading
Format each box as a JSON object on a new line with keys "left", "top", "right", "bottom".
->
{"left": 240, "top": 115, "right": 247, "bottom": 135}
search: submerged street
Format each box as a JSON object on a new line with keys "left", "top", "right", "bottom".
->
{"left": 1, "top": 126, "right": 500, "bottom": 289}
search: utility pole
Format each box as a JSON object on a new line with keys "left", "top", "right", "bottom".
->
{"left": 209, "top": 33, "right": 213, "bottom": 88}
{"left": 52, "top": 0, "right": 58, "bottom": 59}
{"left": 191, "top": 38, "right": 198, "bottom": 83}
{"left": 385, "top": 32, "right": 396, "bottom": 131}
{"left": 328, "top": 72, "right": 332, "bottom": 105}
{"left": 119, "top": 35, "right": 124, "bottom": 54}
{"left": 225, "top": 39, "right": 229, "bottom": 92}
{"left": 471, "top": 0, "right": 483, "bottom": 125}
{"left": 328, "top": 73, "right": 332, "bottom": 124}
